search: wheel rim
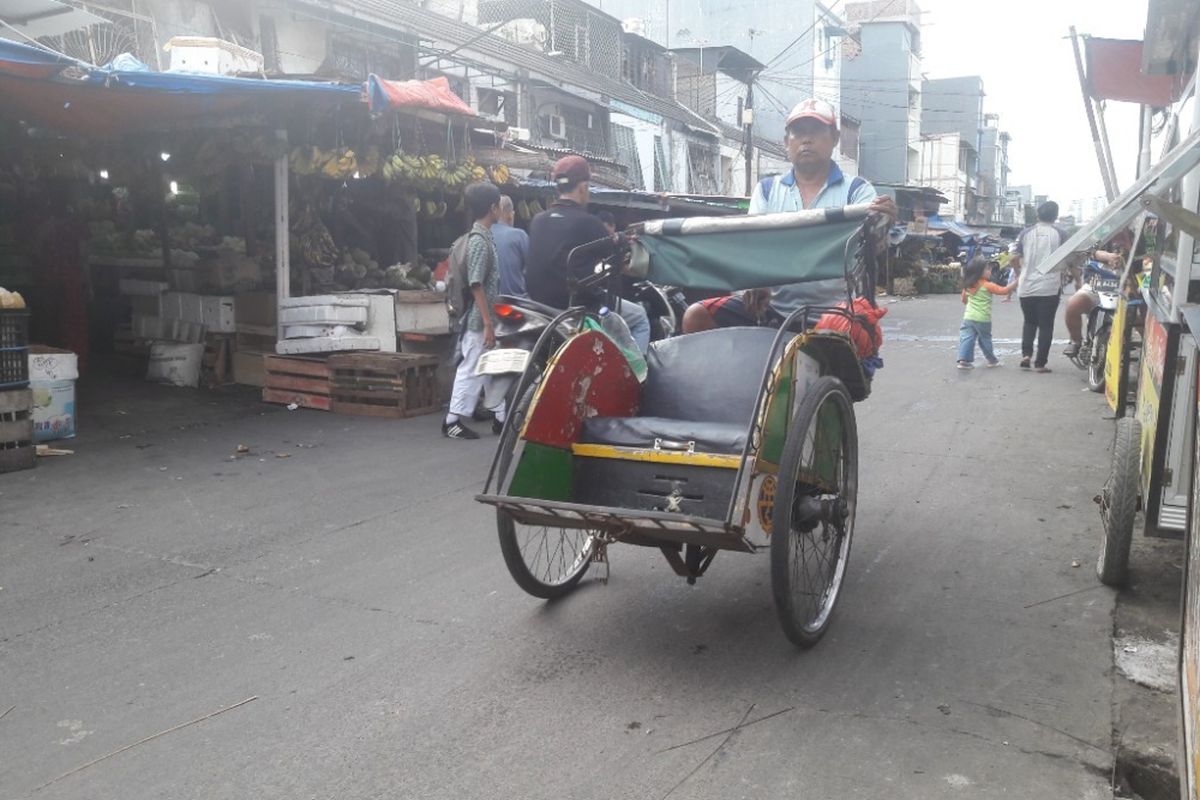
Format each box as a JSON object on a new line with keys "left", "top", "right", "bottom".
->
{"left": 510, "top": 520, "right": 596, "bottom": 587}
{"left": 787, "top": 393, "right": 856, "bottom": 634}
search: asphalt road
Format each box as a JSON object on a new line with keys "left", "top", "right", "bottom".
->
{"left": 2, "top": 295, "right": 1119, "bottom": 799}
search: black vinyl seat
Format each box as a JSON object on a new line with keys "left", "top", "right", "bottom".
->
{"left": 579, "top": 327, "right": 780, "bottom": 455}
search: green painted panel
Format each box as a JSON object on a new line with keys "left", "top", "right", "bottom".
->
{"left": 760, "top": 358, "right": 793, "bottom": 465}
{"left": 508, "top": 442, "right": 574, "bottom": 501}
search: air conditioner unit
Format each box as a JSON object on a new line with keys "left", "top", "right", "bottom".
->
{"left": 546, "top": 114, "right": 567, "bottom": 140}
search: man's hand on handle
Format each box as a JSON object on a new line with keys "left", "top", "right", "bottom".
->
{"left": 868, "top": 195, "right": 898, "bottom": 221}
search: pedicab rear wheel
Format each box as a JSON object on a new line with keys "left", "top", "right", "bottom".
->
{"left": 494, "top": 376, "right": 596, "bottom": 599}
{"left": 771, "top": 376, "right": 858, "bottom": 648}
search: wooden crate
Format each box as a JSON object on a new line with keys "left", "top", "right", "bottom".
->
{"left": 0, "top": 388, "right": 35, "bottom": 474}
{"left": 329, "top": 352, "right": 439, "bottom": 418}
{"left": 263, "top": 354, "right": 331, "bottom": 411}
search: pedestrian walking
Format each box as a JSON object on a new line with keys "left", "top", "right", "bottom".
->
{"left": 443, "top": 182, "right": 506, "bottom": 440}
{"left": 1014, "top": 201, "right": 1069, "bottom": 372}
{"left": 958, "top": 256, "right": 1015, "bottom": 369}
{"left": 492, "top": 195, "right": 529, "bottom": 297}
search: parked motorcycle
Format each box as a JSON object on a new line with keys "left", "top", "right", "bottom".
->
{"left": 1071, "top": 260, "right": 1122, "bottom": 393}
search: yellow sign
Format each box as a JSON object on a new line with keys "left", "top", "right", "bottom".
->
{"left": 757, "top": 475, "right": 777, "bottom": 534}
{"left": 1136, "top": 313, "right": 1169, "bottom": 498}
{"left": 1105, "top": 296, "right": 1129, "bottom": 412}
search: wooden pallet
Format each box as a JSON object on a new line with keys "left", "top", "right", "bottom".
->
{"left": 329, "top": 352, "right": 439, "bottom": 418}
{"left": 262, "top": 354, "right": 331, "bottom": 411}
{"left": 0, "top": 388, "right": 34, "bottom": 474}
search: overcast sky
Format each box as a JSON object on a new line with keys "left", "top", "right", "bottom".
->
{"left": 915, "top": 0, "right": 1150, "bottom": 206}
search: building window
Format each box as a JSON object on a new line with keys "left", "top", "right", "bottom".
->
{"left": 611, "top": 124, "right": 645, "bottom": 189}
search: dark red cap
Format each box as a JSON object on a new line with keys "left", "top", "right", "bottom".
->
{"left": 551, "top": 155, "right": 591, "bottom": 187}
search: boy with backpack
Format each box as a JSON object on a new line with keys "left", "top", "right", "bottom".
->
{"left": 443, "top": 182, "right": 506, "bottom": 440}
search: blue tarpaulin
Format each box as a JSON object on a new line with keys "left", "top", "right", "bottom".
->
{"left": 0, "top": 39, "right": 362, "bottom": 136}
{"left": 924, "top": 215, "right": 982, "bottom": 241}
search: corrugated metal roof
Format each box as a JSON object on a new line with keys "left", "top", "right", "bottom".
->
{"left": 301, "top": 0, "right": 719, "bottom": 133}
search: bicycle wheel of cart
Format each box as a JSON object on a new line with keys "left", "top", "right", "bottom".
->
{"left": 495, "top": 377, "right": 596, "bottom": 599}
{"left": 1087, "top": 327, "right": 1109, "bottom": 393}
{"left": 1097, "top": 416, "right": 1140, "bottom": 586}
{"left": 771, "top": 376, "right": 858, "bottom": 648}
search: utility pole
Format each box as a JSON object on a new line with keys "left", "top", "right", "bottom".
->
{"left": 1069, "top": 26, "right": 1117, "bottom": 202}
{"left": 744, "top": 77, "right": 755, "bottom": 196}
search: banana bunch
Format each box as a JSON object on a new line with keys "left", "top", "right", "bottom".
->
{"left": 443, "top": 161, "right": 478, "bottom": 189}
{"left": 490, "top": 164, "right": 511, "bottom": 185}
{"left": 321, "top": 148, "right": 358, "bottom": 180}
{"left": 292, "top": 204, "right": 338, "bottom": 268}
{"left": 382, "top": 151, "right": 424, "bottom": 182}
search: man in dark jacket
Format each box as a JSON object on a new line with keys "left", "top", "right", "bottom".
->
{"left": 526, "top": 156, "right": 650, "bottom": 351}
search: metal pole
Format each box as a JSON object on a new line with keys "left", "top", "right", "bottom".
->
{"left": 274, "top": 128, "right": 289, "bottom": 346}
{"left": 1139, "top": 104, "right": 1154, "bottom": 178}
{"left": 744, "top": 79, "right": 755, "bottom": 196}
{"left": 1168, "top": 38, "right": 1200, "bottom": 322}
{"left": 1096, "top": 99, "right": 1120, "bottom": 197}
{"left": 1069, "top": 26, "right": 1117, "bottom": 202}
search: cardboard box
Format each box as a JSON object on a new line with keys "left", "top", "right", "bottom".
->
{"left": 28, "top": 346, "right": 78, "bottom": 382}
{"left": 201, "top": 295, "right": 235, "bottom": 333}
{"left": 30, "top": 379, "right": 75, "bottom": 441}
{"left": 234, "top": 292, "right": 277, "bottom": 327}
{"left": 232, "top": 350, "right": 268, "bottom": 387}
{"left": 161, "top": 292, "right": 236, "bottom": 333}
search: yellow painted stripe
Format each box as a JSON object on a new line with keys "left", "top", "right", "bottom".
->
{"left": 571, "top": 443, "right": 740, "bottom": 469}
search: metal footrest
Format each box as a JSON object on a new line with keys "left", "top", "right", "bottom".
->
{"left": 476, "top": 495, "right": 755, "bottom": 552}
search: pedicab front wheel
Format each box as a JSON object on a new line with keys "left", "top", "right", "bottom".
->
{"left": 770, "top": 376, "right": 858, "bottom": 648}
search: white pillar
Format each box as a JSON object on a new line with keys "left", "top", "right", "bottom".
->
{"left": 273, "top": 128, "right": 290, "bottom": 345}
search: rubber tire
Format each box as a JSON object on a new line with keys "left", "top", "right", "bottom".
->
{"left": 1087, "top": 327, "right": 1108, "bottom": 393}
{"left": 1097, "top": 417, "right": 1140, "bottom": 587}
{"left": 771, "top": 376, "right": 858, "bottom": 648}
{"left": 495, "top": 380, "right": 594, "bottom": 600}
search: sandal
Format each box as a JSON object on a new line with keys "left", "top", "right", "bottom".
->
{"left": 1019, "top": 357, "right": 1031, "bottom": 369}
{"left": 1035, "top": 366, "right": 1052, "bottom": 373}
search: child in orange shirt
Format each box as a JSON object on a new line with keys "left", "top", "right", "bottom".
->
{"left": 958, "top": 256, "right": 1017, "bottom": 369}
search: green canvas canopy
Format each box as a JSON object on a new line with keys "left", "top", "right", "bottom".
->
{"left": 628, "top": 205, "right": 871, "bottom": 292}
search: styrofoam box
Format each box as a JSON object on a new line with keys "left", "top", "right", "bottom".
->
{"left": 279, "top": 305, "right": 368, "bottom": 326}
{"left": 394, "top": 300, "right": 450, "bottom": 334}
{"left": 28, "top": 346, "right": 78, "bottom": 382}
{"left": 31, "top": 379, "right": 75, "bottom": 442}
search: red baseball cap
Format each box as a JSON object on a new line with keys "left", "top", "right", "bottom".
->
{"left": 786, "top": 99, "right": 838, "bottom": 129}
{"left": 551, "top": 155, "right": 591, "bottom": 187}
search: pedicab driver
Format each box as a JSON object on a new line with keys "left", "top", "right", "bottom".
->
{"left": 682, "top": 98, "right": 896, "bottom": 332}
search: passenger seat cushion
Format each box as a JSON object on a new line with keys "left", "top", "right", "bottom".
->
{"left": 640, "top": 327, "right": 780, "bottom": 424}
{"left": 579, "top": 416, "right": 747, "bottom": 455}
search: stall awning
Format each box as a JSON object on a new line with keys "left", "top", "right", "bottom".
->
{"left": 924, "top": 215, "right": 981, "bottom": 241}
{"left": 366, "top": 74, "right": 475, "bottom": 116}
{"left": 1085, "top": 38, "right": 1180, "bottom": 106}
{"left": 0, "top": 39, "right": 363, "bottom": 136}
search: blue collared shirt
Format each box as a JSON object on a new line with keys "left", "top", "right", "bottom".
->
{"left": 748, "top": 162, "right": 877, "bottom": 316}
{"left": 490, "top": 222, "right": 529, "bottom": 297}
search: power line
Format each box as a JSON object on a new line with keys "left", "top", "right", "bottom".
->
{"left": 762, "top": 0, "right": 901, "bottom": 81}
{"left": 760, "top": 0, "right": 843, "bottom": 71}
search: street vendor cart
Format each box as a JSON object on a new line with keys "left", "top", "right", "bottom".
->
{"left": 1041, "top": 124, "right": 1200, "bottom": 585}
{"left": 475, "top": 205, "right": 887, "bottom": 647}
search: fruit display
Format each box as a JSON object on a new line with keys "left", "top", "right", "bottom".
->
{"left": 0, "top": 287, "right": 26, "bottom": 309}
{"left": 290, "top": 146, "right": 359, "bottom": 180}
{"left": 380, "top": 151, "right": 509, "bottom": 190}
{"left": 383, "top": 262, "right": 434, "bottom": 291}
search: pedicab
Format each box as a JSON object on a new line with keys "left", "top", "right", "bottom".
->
{"left": 474, "top": 204, "right": 889, "bottom": 648}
